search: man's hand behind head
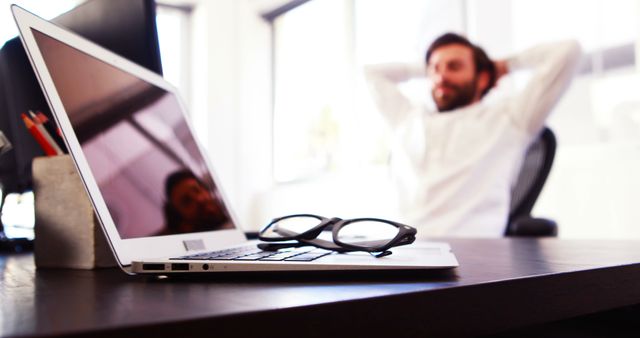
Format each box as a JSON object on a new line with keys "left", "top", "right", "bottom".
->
{"left": 493, "top": 60, "right": 509, "bottom": 86}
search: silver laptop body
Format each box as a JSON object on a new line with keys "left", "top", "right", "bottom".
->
{"left": 12, "top": 5, "right": 458, "bottom": 274}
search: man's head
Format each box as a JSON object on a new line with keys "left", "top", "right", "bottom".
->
{"left": 425, "top": 33, "right": 497, "bottom": 112}
{"left": 164, "top": 170, "right": 228, "bottom": 232}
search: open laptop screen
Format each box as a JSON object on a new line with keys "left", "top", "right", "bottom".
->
{"left": 31, "top": 28, "right": 235, "bottom": 239}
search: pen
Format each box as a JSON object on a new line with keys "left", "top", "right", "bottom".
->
{"left": 29, "top": 111, "right": 65, "bottom": 154}
{"left": 21, "top": 113, "right": 58, "bottom": 156}
{"left": 33, "top": 111, "right": 67, "bottom": 152}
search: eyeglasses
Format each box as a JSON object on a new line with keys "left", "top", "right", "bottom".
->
{"left": 258, "top": 214, "right": 417, "bottom": 258}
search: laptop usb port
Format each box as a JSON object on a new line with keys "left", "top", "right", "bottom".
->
{"left": 142, "top": 264, "right": 165, "bottom": 271}
{"left": 171, "top": 263, "right": 190, "bottom": 271}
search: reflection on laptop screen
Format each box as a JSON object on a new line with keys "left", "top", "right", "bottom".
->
{"left": 31, "top": 28, "right": 235, "bottom": 239}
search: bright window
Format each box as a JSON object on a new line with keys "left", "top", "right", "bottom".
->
{"left": 156, "top": 3, "right": 193, "bottom": 108}
{"left": 272, "top": 0, "right": 352, "bottom": 182}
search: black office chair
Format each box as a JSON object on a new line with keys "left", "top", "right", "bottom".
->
{"left": 505, "top": 127, "right": 558, "bottom": 237}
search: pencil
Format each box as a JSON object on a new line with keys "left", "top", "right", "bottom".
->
{"left": 29, "top": 111, "right": 64, "bottom": 154}
{"left": 33, "top": 111, "right": 67, "bottom": 152}
{"left": 21, "top": 113, "right": 58, "bottom": 156}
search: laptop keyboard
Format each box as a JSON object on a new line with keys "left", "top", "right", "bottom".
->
{"left": 171, "top": 245, "right": 333, "bottom": 262}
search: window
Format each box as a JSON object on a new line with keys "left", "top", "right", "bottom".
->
{"left": 156, "top": 3, "right": 193, "bottom": 108}
{"left": 272, "top": 0, "right": 352, "bottom": 182}
{"left": 271, "top": 0, "right": 466, "bottom": 182}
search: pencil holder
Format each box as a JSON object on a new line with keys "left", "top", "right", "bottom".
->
{"left": 32, "top": 155, "right": 116, "bottom": 269}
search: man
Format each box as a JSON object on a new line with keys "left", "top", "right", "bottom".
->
{"left": 365, "top": 33, "right": 581, "bottom": 237}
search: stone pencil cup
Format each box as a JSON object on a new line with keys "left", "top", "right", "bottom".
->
{"left": 32, "top": 155, "right": 116, "bottom": 269}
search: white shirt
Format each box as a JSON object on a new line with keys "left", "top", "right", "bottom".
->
{"left": 365, "top": 40, "right": 582, "bottom": 238}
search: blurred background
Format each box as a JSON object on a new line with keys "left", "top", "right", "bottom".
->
{"left": 1, "top": 0, "right": 639, "bottom": 239}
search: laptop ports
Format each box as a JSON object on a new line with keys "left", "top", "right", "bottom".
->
{"left": 171, "top": 263, "right": 190, "bottom": 271}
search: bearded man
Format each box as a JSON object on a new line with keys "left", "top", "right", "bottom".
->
{"left": 365, "top": 33, "right": 581, "bottom": 237}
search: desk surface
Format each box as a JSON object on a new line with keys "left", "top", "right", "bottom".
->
{"left": 2, "top": 238, "right": 640, "bottom": 338}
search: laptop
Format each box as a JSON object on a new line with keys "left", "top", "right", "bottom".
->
{"left": 12, "top": 5, "right": 458, "bottom": 275}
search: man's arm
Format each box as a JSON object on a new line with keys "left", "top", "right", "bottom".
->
{"left": 364, "top": 63, "right": 425, "bottom": 129}
{"left": 498, "top": 40, "right": 583, "bottom": 136}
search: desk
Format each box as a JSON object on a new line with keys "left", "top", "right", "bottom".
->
{"left": 2, "top": 238, "right": 640, "bottom": 337}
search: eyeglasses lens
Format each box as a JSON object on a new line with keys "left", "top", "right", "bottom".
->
{"left": 336, "top": 220, "right": 399, "bottom": 247}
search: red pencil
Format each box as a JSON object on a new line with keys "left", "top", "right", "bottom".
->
{"left": 21, "top": 113, "right": 57, "bottom": 156}
{"left": 36, "top": 111, "right": 64, "bottom": 138}
{"left": 34, "top": 111, "right": 66, "bottom": 149}
{"left": 29, "top": 111, "right": 63, "bottom": 155}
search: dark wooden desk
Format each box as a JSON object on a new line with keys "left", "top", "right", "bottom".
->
{"left": 2, "top": 238, "right": 640, "bottom": 338}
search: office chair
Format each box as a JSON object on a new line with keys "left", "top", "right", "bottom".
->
{"left": 505, "top": 127, "right": 558, "bottom": 237}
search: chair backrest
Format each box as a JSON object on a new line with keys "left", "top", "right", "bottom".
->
{"left": 506, "top": 127, "right": 556, "bottom": 233}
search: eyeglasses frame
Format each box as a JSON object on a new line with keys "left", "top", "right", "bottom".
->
{"left": 258, "top": 214, "right": 417, "bottom": 255}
